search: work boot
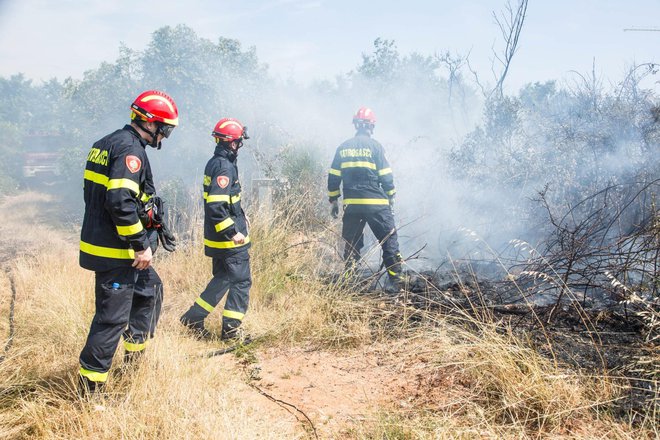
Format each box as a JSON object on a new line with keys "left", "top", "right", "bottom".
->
{"left": 77, "top": 375, "right": 105, "bottom": 398}
{"left": 384, "top": 273, "right": 408, "bottom": 295}
{"left": 221, "top": 326, "right": 252, "bottom": 344}
{"left": 123, "top": 349, "right": 144, "bottom": 366}
{"left": 180, "top": 316, "right": 214, "bottom": 341}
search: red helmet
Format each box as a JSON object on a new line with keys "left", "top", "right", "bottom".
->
{"left": 353, "top": 107, "right": 376, "bottom": 126}
{"left": 131, "top": 90, "right": 179, "bottom": 127}
{"left": 212, "top": 118, "right": 248, "bottom": 142}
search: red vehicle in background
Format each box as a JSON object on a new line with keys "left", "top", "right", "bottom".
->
{"left": 21, "top": 131, "right": 64, "bottom": 184}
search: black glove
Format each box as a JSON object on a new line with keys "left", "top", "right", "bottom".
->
{"left": 157, "top": 223, "right": 176, "bottom": 252}
{"left": 330, "top": 200, "right": 339, "bottom": 219}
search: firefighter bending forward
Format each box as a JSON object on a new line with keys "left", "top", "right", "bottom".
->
{"left": 180, "top": 118, "right": 252, "bottom": 340}
{"left": 78, "top": 90, "right": 178, "bottom": 395}
{"left": 328, "top": 107, "right": 405, "bottom": 291}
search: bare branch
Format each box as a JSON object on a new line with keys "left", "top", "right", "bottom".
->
{"left": 490, "top": 0, "right": 529, "bottom": 98}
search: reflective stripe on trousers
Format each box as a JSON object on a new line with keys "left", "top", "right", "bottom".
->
{"left": 180, "top": 250, "right": 251, "bottom": 334}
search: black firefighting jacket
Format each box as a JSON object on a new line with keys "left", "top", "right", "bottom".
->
{"left": 80, "top": 125, "right": 153, "bottom": 272}
{"left": 203, "top": 145, "right": 250, "bottom": 257}
{"left": 327, "top": 131, "right": 396, "bottom": 212}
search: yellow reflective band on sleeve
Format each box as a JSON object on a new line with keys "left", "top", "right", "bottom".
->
{"left": 204, "top": 236, "right": 251, "bottom": 249}
{"left": 79, "top": 367, "right": 109, "bottom": 383}
{"left": 205, "top": 194, "right": 231, "bottom": 203}
{"left": 328, "top": 168, "right": 342, "bottom": 176}
{"left": 84, "top": 170, "right": 141, "bottom": 196}
{"left": 204, "top": 194, "right": 241, "bottom": 204}
{"left": 84, "top": 169, "right": 109, "bottom": 186}
{"left": 388, "top": 269, "right": 398, "bottom": 276}
{"left": 328, "top": 190, "right": 341, "bottom": 197}
{"left": 140, "top": 192, "right": 151, "bottom": 202}
{"left": 107, "top": 178, "right": 140, "bottom": 195}
{"left": 341, "top": 161, "right": 377, "bottom": 170}
{"left": 80, "top": 241, "right": 135, "bottom": 260}
{"left": 343, "top": 198, "right": 390, "bottom": 205}
{"left": 123, "top": 341, "right": 147, "bottom": 352}
{"left": 195, "top": 297, "right": 215, "bottom": 313}
{"left": 386, "top": 189, "right": 397, "bottom": 196}
{"left": 116, "top": 221, "right": 144, "bottom": 236}
{"left": 222, "top": 309, "right": 245, "bottom": 321}
{"left": 378, "top": 168, "right": 392, "bottom": 176}
{"left": 215, "top": 217, "right": 235, "bottom": 232}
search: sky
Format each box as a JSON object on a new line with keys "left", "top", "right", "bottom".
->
{"left": 0, "top": 0, "right": 658, "bottom": 92}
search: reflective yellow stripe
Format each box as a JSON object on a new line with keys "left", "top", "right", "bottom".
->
{"left": 140, "top": 94, "right": 178, "bottom": 125}
{"left": 203, "top": 175, "right": 211, "bottom": 186}
{"left": 341, "top": 161, "right": 376, "bottom": 170}
{"left": 107, "top": 178, "right": 140, "bottom": 195}
{"left": 123, "top": 341, "right": 147, "bottom": 352}
{"left": 116, "top": 221, "right": 144, "bottom": 236}
{"left": 343, "top": 198, "right": 389, "bottom": 205}
{"left": 195, "top": 297, "right": 215, "bottom": 313}
{"left": 204, "top": 236, "right": 251, "bottom": 249}
{"left": 79, "top": 367, "right": 109, "bottom": 383}
{"left": 80, "top": 241, "right": 135, "bottom": 260}
{"left": 388, "top": 270, "right": 398, "bottom": 276}
{"left": 219, "top": 120, "right": 242, "bottom": 130}
{"left": 84, "top": 169, "right": 141, "bottom": 195}
{"left": 206, "top": 194, "right": 230, "bottom": 203}
{"left": 84, "top": 169, "right": 109, "bottom": 186}
{"left": 328, "top": 168, "right": 341, "bottom": 176}
{"left": 140, "top": 193, "right": 151, "bottom": 202}
{"left": 215, "top": 217, "right": 235, "bottom": 232}
{"left": 222, "top": 309, "right": 245, "bottom": 320}
{"left": 378, "top": 168, "right": 392, "bottom": 176}
{"left": 205, "top": 194, "right": 241, "bottom": 204}
{"left": 328, "top": 190, "right": 341, "bottom": 197}
{"left": 386, "top": 189, "right": 396, "bottom": 196}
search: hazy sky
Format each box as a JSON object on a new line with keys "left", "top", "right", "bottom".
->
{"left": 0, "top": 0, "right": 658, "bottom": 92}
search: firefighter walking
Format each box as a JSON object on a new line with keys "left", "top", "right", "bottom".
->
{"left": 180, "top": 118, "right": 252, "bottom": 340}
{"left": 77, "top": 90, "right": 178, "bottom": 395}
{"left": 327, "top": 107, "right": 405, "bottom": 291}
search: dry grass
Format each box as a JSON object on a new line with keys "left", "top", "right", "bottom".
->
{"left": 0, "top": 192, "right": 655, "bottom": 439}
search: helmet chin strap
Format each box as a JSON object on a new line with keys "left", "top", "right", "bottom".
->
{"left": 136, "top": 120, "right": 162, "bottom": 149}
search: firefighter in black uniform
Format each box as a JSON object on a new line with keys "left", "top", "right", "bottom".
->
{"left": 180, "top": 118, "right": 252, "bottom": 340}
{"left": 78, "top": 90, "right": 178, "bottom": 394}
{"left": 327, "top": 107, "right": 405, "bottom": 291}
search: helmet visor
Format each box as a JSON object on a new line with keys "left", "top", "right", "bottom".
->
{"left": 159, "top": 123, "right": 175, "bottom": 138}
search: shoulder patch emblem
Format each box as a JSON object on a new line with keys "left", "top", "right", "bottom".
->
{"left": 126, "top": 155, "right": 142, "bottom": 173}
{"left": 217, "top": 175, "right": 230, "bottom": 189}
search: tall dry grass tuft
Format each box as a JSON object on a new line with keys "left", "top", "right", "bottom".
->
{"left": 440, "top": 325, "right": 611, "bottom": 433}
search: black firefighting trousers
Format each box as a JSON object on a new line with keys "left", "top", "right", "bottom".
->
{"left": 342, "top": 207, "right": 402, "bottom": 278}
{"left": 79, "top": 266, "right": 163, "bottom": 382}
{"left": 180, "top": 250, "right": 251, "bottom": 337}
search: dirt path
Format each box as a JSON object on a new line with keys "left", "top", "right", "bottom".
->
{"left": 218, "top": 340, "right": 448, "bottom": 439}
{"left": 246, "top": 346, "right": 400, "bottom": 437}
